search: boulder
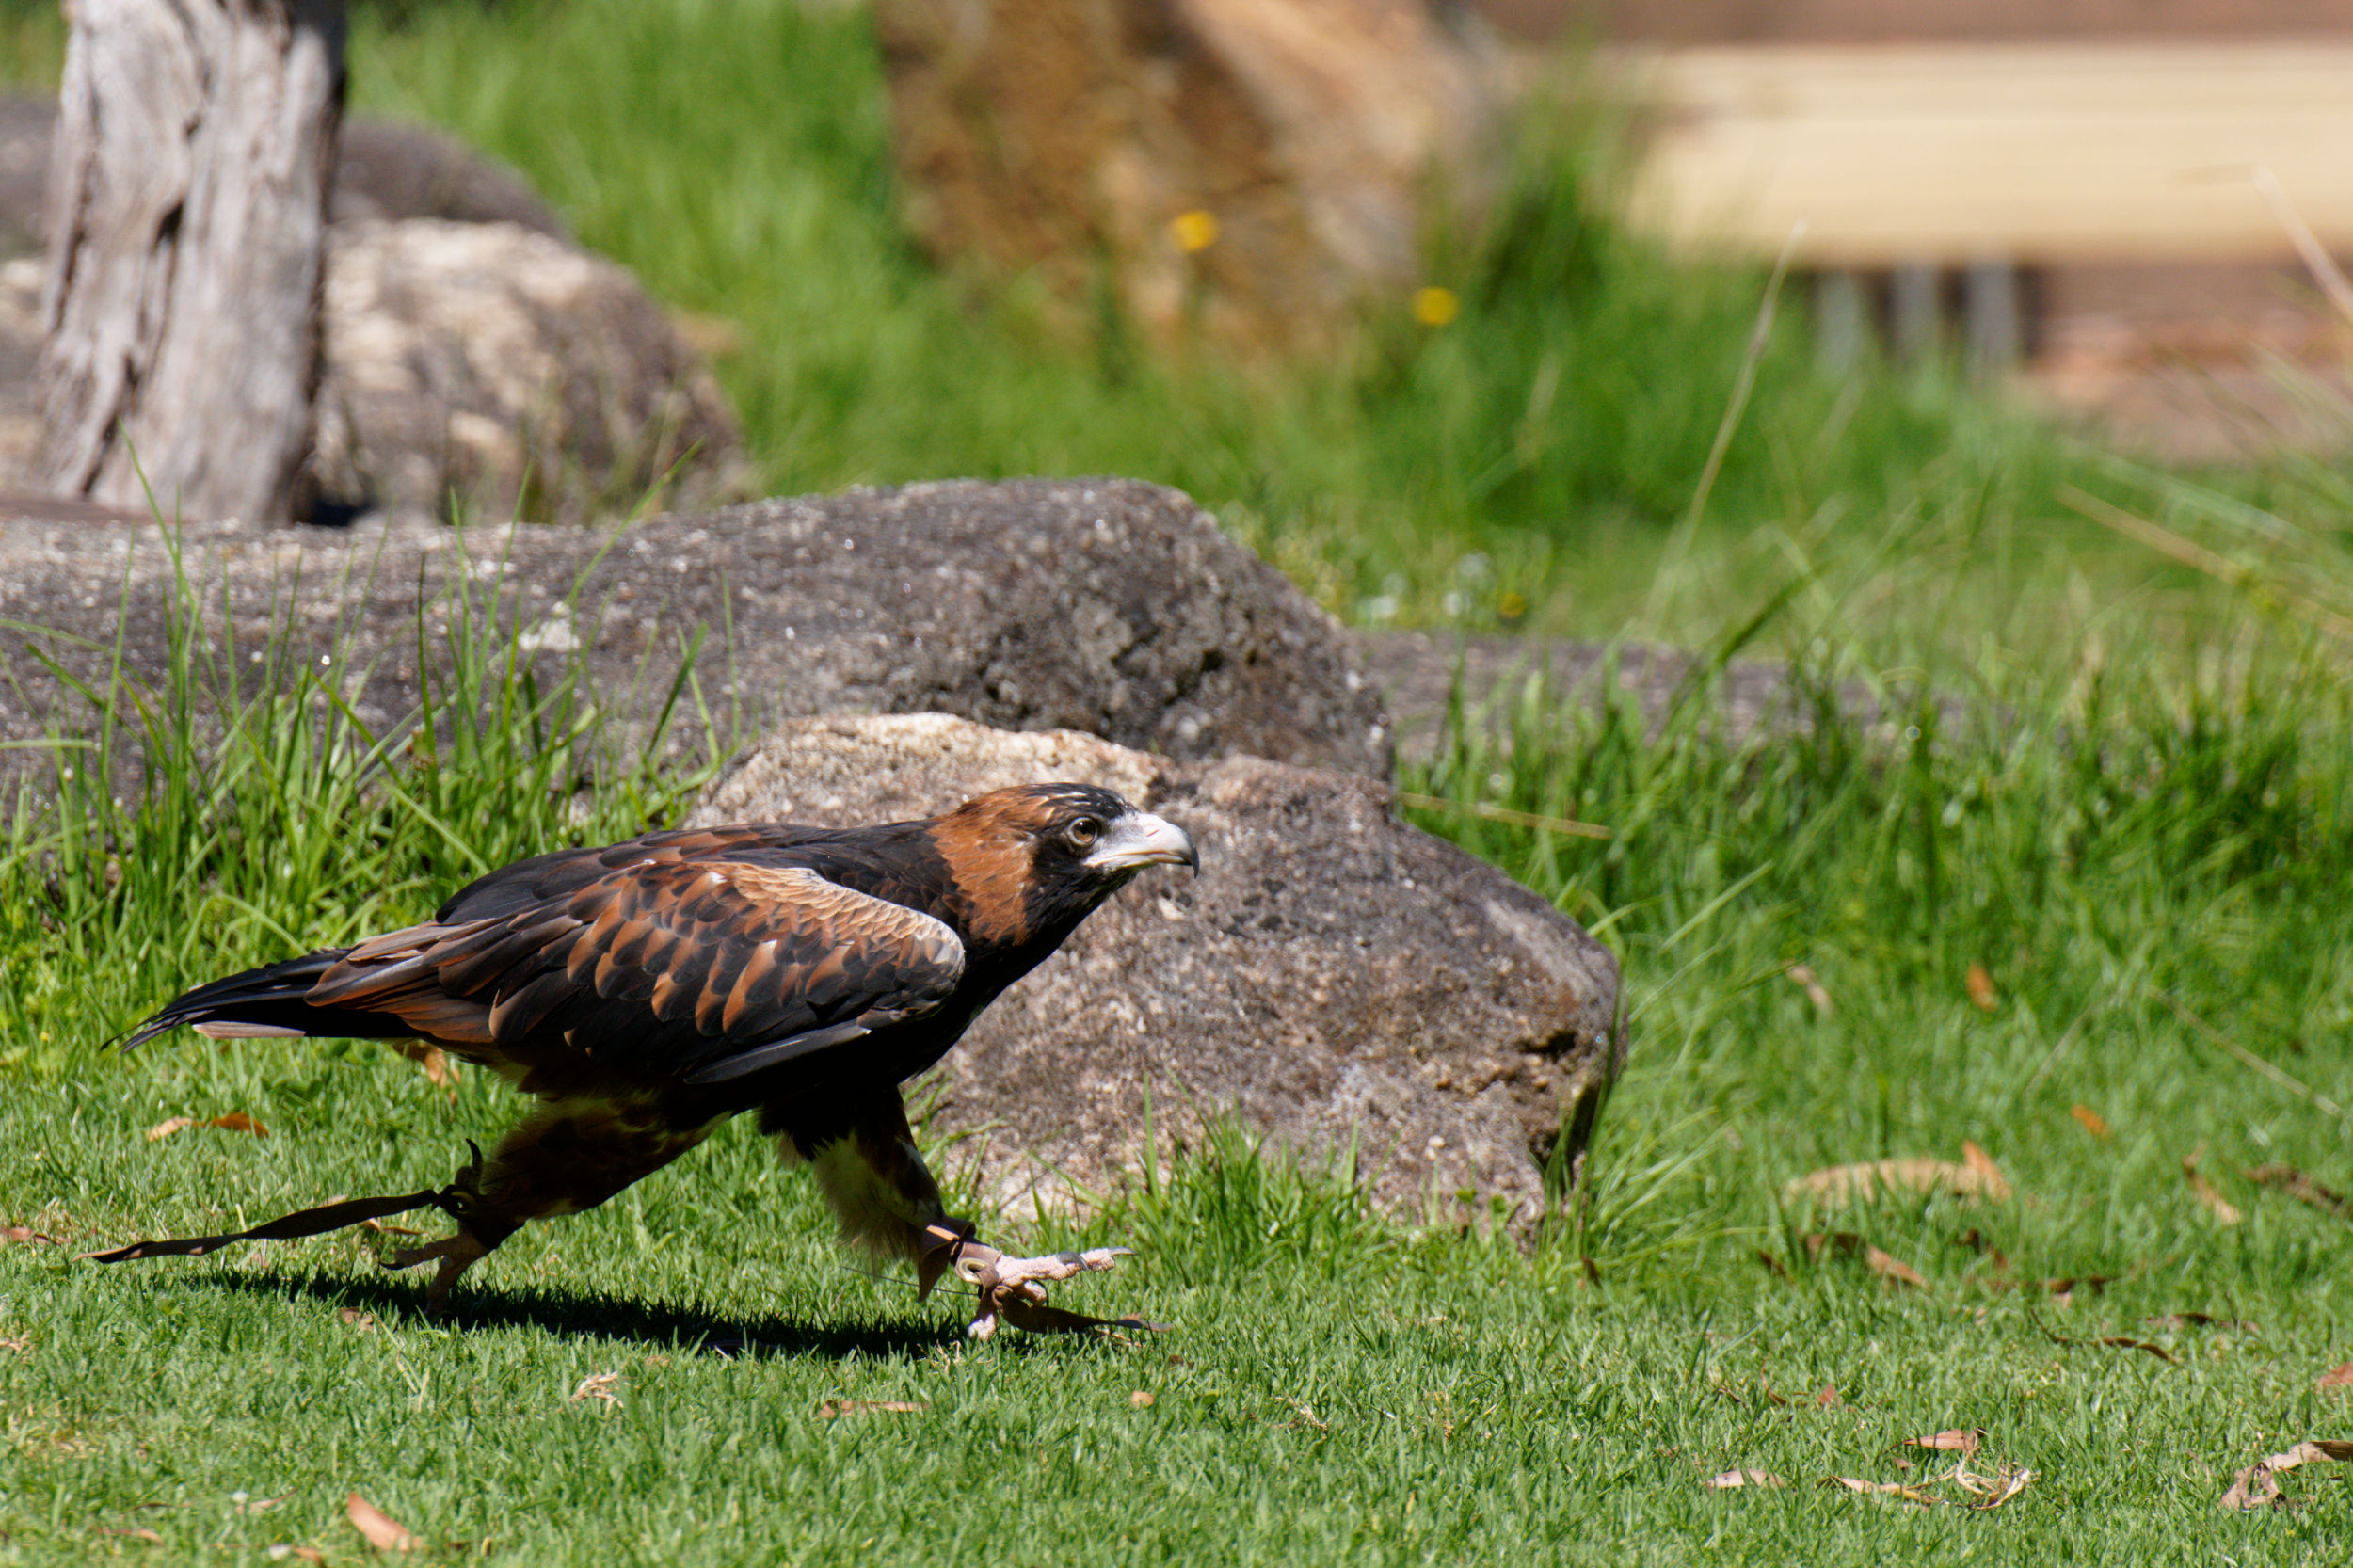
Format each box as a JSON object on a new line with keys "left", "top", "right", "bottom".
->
{"left": 302, "top": 219, "right": 744, "bottom": 524}
{"left": 873, "top": 0, "right": 1507, "bottom": 353}
{"left": 0, "top": 95, "right": 51, "bottom": 258}
{"left": 693, "top": 713, "right": 1623, "bottom": 1226}
{"left": 0, "top": 478, "right": 1391, "bottom": 796}
{"left": 329, "top": 119, "right": 572, "bottom": 241}
{"left": 0, "top": 256, "right": 38, "bottom": 488}
{"left": 0, "top": 93, "right": 731, "bottom": 518}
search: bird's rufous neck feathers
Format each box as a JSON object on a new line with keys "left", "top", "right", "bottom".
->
{"left": 926, "top": 791, "right": 1064, "bottom": 947}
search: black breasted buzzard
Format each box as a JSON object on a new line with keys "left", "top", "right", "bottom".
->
{"left": 101, "top": 783, "right": 1197, "bottom": 1336}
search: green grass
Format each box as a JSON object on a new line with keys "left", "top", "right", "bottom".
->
{"left": 0, "top": 0, "right": 2287, "bottom": 655}
{"left": 0, "top": 517, "right": 2348, "bottom": 1561}
{"left": 325, "top": 0, "right": 2158, "bottom": 649}
{"left": 7, "top": 0, "right": 2353, "bottom": 1559}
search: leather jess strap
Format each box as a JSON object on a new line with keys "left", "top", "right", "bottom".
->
{"left": 82, "top": 1141, "right": 488, "bottom": 1263}
{"left": 80, "top": 1187, "right": 459, "bottom": 1263}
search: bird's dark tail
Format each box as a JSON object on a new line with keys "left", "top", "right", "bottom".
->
{"left": 120, "top": 951, "right": 412, "bottom": 1051}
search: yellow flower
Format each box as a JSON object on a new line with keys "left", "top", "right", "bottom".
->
{"left": 1170, "top": 210, "right": 1220, "bottom": 254}
{"left": 1412, "top": 285, "right": 1460, "bottom": 327}
{"left": 1497, "top": 590, "right": 1528, "bottom": 622}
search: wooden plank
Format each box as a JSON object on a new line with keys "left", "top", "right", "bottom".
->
{"left": 1621, "top": 42, "right": 2353, "bottom": 264}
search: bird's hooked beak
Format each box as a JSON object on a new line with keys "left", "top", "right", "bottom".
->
{"left": 1084, "top": 810, "right": 1199, "bottom": 873}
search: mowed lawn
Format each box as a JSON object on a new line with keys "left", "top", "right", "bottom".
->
{"left": 0, "top": 558, "right": 2349, "bottom": 1563}
{"left": 3, "top": 1029, "right": 2350, "bottom": 1565}
{"left": 3, "top": 0, "right": 2353, "bottom": 1560}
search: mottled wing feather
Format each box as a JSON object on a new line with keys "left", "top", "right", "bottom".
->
{"left": 310, "top": 862, "right": 965, "bottom": 1082}
{"left": 429, "top": 824, "right": 841, "bottom": 922}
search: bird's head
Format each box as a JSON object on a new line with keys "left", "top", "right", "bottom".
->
{"left": 931, "top": 783, "right": 1198, "bottom": 947}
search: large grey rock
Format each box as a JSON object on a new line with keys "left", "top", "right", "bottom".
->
{"left": 693, "top": 713, "right": 1623, "bottom": 1227}
{"left": 0, "top": 478, "right": 1391, "bottom": 798}
{"left": 304, "top": 219, "right": 744, "bottom": 525}
{"left": 330, "top": 119, "right": 572, "bottom": 242}
{"left": 0, "top": 94, "right": 711, "bottom": 519}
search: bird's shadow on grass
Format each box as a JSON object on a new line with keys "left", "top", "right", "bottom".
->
{"left": 176, "top": 1266, "right": 968, "bottom": 1363}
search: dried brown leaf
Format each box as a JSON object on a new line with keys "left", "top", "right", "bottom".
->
{"left": 1827, "top": 1477, "right": 1937, "bottom": 1507}
{"left": 816, "top": 1400, "right": 929, "bottom": 1418}
{"left": 1962, "top": 1464, "right": 2036, "bottom": 1510}
{"left": 1, "top": 1226, "right": 56, "bottom": 1245}
{"left": 1949, "top": 1228, "right": 2012, "bottom": 1272}
{"left": 1753, "top": 1249, "right": 1789, "bottom": 1280}
{"left": 1704, "top": 1468, "right": 1785, "bottom": 1490}
{"left": 2246, "top": 1164, "right": 2353, "bottom": 1222}
{"left": 144, "top": 1116, "right": 194, "bottom": 1143}
{"left": 1965, "top": 964, "right": 1998, "bottom": 1012}
{"left": 265, "top": 1549, "right": 327, "bottom": 1564}
{"left": 1801, "top": 1232, "right": 1929, "bottom": 1289}
{"left": 570, "top": 1372, "right": 623, "bottom": 1407}
{"left": 1785, "top": 964, "right": 1833, "bottom": 1016}
{"left": 1786, "top": 1145, "right": 2010, "bottom": 1208}
{"left": 2320, "top": 1364, "right": 2353, "bottom": 1393}
{"left": 1815, "top": 1384, "right": 1842, "bottom": 1408}
{"left": 2218, "top": 1439, "right": 2353, "bottom": 1510}
{"left": 2101, "top": 1335, "right": 2174, "bottom": 1362}
{"left": 1277, "top": 1397, "right": 1329, "bottom": 1432}
{"left": 2183, "top": 1153, "right": 2244, "bottom": 1224}
{"left": 2003, "top": 1273, "right": 2114, "bottom": 1299}
{"left": 1902, "top": 1429, "right": 1984, "bottom": 1455}
{"left": 2026, "top": 1304, "right": 2176, "bottom": 1362}
{"left": 205, "top": 1112, "right": 268, "bottom": 1138}
{"left": 2218, "top": 1464, "right": 2282, "bottom": 1512}
{"left": 1961, "top": 1142, "right": 2008, "bottom": 1192}
{"left": 344, "top": 1493, "right": 416, "bottom": 1552}
{"left": 2070, "top": 1104, "right": 2112, "bottom": 1141}
{"left": 1129, "top": 1390, "right": 1155, "bottom": 1408}
{"left": 337, "top": 1309, "right": 374, "bottom": 1332}
{"left": 1866, "top": 1245, "right": 1928, "bottom": 1289}
{"left": 390, "top": 1040, "right": 459, "bottom": 1089}
{"left": 92, "top": 1527, "right": 163, "bottom": 1543}
{"left": 2143, "top": 1312, "right": 2255, "bottom": 1334}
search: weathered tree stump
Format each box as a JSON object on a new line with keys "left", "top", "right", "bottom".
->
{"left": 37, "top": 0, "right": 344, "bottom": 525}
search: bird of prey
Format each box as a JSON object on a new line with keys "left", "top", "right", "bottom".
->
{"left": 99, "top": 783, "right": 1197, "bottom": 1336}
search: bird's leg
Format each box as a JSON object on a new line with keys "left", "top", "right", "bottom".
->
{"left": 920, "top": 1222, "right": 1144, "bottom": 1339}
{"left": 380, "top": 1229, "right": 498, "bottom": 1316}
{"left": 377, "top": 1140, "right": 518, "bottom": 1316}
{"left": 783, "top": 1089, "right": 1156, "bottom": 1338}
{"left": 381, "top": 1103, "right": 721, "bottom": 1316}
{"left": 913, "top": 1214, "right": 975, "bottom": 1302}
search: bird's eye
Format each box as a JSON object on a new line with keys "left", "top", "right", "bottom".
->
{"left": 1066, "top": 817, "right": 1102, "bottom": 849}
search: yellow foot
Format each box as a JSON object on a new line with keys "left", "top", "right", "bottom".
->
{"left": 380, "top": 1229, "right": 493, "bottom": 1316}
{"left": 920, "top": 1224, "right": 1155, "bottom": 1339}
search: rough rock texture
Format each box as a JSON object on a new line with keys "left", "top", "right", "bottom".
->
{"left": 693, "top": 713, "right": 1623, "bottom": 1224}
{"left": 0, "top": 94, "right": 702, "bottom": 518}
{"left": 874, "top": 0, "right": 1506, "bottom": 353}
{"left": 304, "top": 219, "right": 744, "bottom": 524}
{"left": 0, "top": 256, "right": 40, "bottom": 487}
{"left": 329, "top": 119, "right": 571, "bottom": 240}
{"left": 0, "top": 96, "right": 570, "bottom": 258}
{"left": 0, "top": 96, "right": 52, "bottom": 258}
{"left": 0, "top": 478, "right": 1391, "bottom": 797}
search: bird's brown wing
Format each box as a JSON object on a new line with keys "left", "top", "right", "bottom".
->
{"left": 306, "top": 861, "right": 965, "bottom": 1086}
